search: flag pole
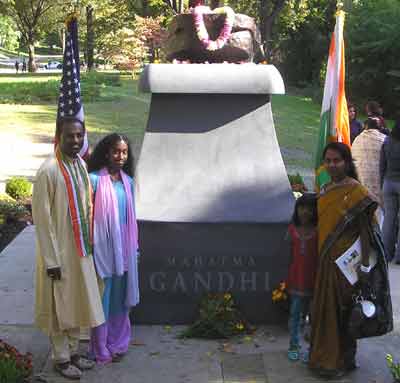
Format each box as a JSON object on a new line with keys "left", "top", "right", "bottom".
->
{"left": 314, "top": 3, "right": 350, "bottom": 191}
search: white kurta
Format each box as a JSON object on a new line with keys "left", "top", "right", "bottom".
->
{"left": 352, "top": 129, "right": 386, "bottom": 206}
{"left": 33, "top": 154, "right": 105, "bottom": 335}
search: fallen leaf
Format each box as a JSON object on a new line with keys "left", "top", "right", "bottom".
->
{"left": 244, "top": 336, "right": 253, "bottom": 342}
{"left": 164, "top": 325, "right": 172, "bottom": 332}
{"left": 149, "top": 351, "right": 160, "bottom": 356}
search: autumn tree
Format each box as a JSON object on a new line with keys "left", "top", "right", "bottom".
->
{"left": 99, "top": 15, "right": 166, "bottom": 70}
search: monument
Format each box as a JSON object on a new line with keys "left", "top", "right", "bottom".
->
{"left": 133, "top": 1, "right": 294, "bottom": 324}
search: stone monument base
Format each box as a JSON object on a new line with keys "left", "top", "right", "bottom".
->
{"left": 133, "top": 64, "right": 294, "bottom": 324}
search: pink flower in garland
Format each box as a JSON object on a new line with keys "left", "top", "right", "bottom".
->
{"left": 192, "top": 5, "right": 235, "bottom": 52}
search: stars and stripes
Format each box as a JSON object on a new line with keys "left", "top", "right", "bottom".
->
{"left": 56, "top": 15, "right": 89, "bottom": 158}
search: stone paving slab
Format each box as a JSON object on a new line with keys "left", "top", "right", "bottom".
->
{"left": 0, "top": 225, "right": 35, "bottom": 325}
{"left": 35, "top": 324, "right": 400, "bottom": 383}
{"left": 222, "top": 353, "right": 266, "bottom": 382}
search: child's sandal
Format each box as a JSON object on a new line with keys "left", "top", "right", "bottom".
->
{"left": 287, "top": 347, "right": 300, "bottom": 361}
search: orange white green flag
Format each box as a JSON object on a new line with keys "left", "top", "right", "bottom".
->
{"left": 315, "top": 10, "right": 350, "bottom": 190}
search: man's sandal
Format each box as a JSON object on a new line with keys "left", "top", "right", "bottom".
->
{"left": 71, "top": 355, "right": 96, "bottom": 370}
{"left": 54, "top": 362, "right": 82, "bottom": 380}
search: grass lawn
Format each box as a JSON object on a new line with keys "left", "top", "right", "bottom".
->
{"left": 0, "top": 72, "right": 322, "bottom": 170}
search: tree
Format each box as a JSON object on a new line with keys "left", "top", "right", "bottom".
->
{"left": 0, "top": 0, "right": 55, "bottom": 71}
{"left": 346, "top": 0, "right": 400, "bottom": 116}
{"left": 228, "top": 0, "right": 290, "bottom": 59}
{"left": 99, "top": 15, "right": 166, "bottom": 69}
{"left": 259, "top": 0, "right": 287, "bottom": 59}
{"left": 0, "top": 15, "right": 20, "bottom": 50}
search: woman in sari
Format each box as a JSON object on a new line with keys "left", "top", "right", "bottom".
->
{"left": 87, "top": 133, "right": 140, "bottom": 364}
{"left": 309, "top": 142, "right": 392, "bottom": 378}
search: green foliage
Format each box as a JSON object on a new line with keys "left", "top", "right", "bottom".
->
{"left": 180, "top": 293, "right": 252, "bottom": 339}
{"left": 346, "top": 0, "right": 400, "bottom": 117}
{"left": 0, "top": 340, "right": 33, "bottom": 383}
{"left": 276, "top": 0, "right": 335, "bottom": 87}
{"left": 288, "top": 173, "right": 307, "bottom": 193}
{"left": 5, "top": 177, "right": 32, "bottom": 201}
{"left": 0, "top": 15, "right": 19, "bottom": 51}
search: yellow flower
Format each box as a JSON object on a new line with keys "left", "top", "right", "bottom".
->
{"left": 224, "top": 293, "right": 232, "bottom": 301}
{"left": 236, "top": 322, "right": 244, "bottom": 331}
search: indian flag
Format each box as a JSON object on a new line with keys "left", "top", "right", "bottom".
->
{"left": 315, "top": 10, "right": 350, "bottom": 190}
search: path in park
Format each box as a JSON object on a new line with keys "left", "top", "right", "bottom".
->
{"left": 0, "top": 227, "right": 399, "bottom": 383}
{"left": 0, "top": 131, "right": 53, "bottom": 192}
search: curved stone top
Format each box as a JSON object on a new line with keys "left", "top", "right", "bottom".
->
{"left": 139, "top": 64, "right": 285, "bottom": 95}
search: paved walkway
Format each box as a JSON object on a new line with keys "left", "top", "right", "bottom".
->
{"left": 0, "top": 132, "right": 52, "bottom": 192}
{"left": 1, "top": 227, "right": 399, "bottom": 383}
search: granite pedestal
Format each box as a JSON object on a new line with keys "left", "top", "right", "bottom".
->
{"left": 133, "top": 64, "right": 294, "bottom": 324}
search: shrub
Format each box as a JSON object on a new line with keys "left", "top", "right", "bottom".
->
{"left": 5, "top": 177, "right": 32, "bottom": 201}
{"left": 0, "top": 200, "right": 29, "bottom": 221}
{"left": 0, "top": 340, "right": 33, "bottom": 383}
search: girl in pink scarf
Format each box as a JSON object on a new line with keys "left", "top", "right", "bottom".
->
{"left": 87, "top": 134, "right": 139, "bottom": 364}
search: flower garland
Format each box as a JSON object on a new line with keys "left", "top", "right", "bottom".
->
{"left": 192, "top": 5, "right": 235, "bottom": 51}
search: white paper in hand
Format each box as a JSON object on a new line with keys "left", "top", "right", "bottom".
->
{"left": 335, "top": 237, "right": 377, "bottom": 285}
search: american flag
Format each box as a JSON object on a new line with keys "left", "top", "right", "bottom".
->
{"left": 57, "top": 14, "right": 88, "bottom": 158}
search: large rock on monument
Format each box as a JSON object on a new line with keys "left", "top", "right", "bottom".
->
{"left": 165, "top": 13, "right": 264, "bottom": 63}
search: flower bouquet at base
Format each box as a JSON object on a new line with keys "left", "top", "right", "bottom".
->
{"left": 271, "top": 281, "right": 290, "bottom": 313}
{"left": 386, "top": 354, "right": 400, "bottom": 382}
{"left": 180, "top": 293, "right": 254, "bottom": 339}
{"left": 0, "top": 340, "right": 33, "bottom": 383}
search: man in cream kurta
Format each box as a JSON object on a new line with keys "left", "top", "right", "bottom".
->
{"left": 33, "top": 118, "right": 104, "bottom": 380}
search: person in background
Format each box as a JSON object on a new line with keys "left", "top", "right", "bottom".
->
{"left": 365, "top": 101, "right": 390, "bottom": 135}
{"left": 22, "top": 59, "right": 27, "bottom": 73}
{"left": 380, "top": 120, "right": 400, "bottom": 263}
{"left": 15, "top": 60, "right": 19, "bottom": 74}
{"left": 87, "top": 133, "right": 140, "bottom": 364}
{"left": 309, "top": 142, "right": 392, "bottom": 379}
{"left": 32, "top": 117, "right": 105, "bottom": 380}
{"left": 352, "top": 117, "right": 386, "bottom": 208}
{"left": 286, "top": 194, "right": 318, "bottom": 362}
{"left": 348, "top": 103, "right": 363, "bottom": 144}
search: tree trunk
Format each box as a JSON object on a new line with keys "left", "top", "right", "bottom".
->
{"left": 86, "top": 5, "right": 95, "bottom": 71}
{"left": 259, "top": 0, "right": 286, "bottom": 61}
{"left": 27, "top": 34, "right": 36, "bottom": 72}
{"left": 59, "top": 28, "right": 65, "bottom": 53}
{"left": 263, "top": 16, "right": 274, "bottom": 60}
